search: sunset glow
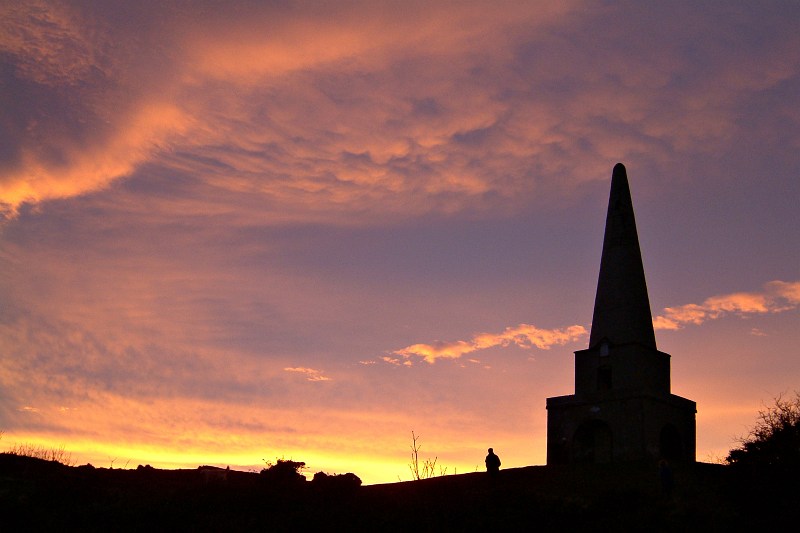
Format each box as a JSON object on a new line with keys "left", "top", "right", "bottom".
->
{"left": 1, "top": 1, "right": 799, "bottom": 484}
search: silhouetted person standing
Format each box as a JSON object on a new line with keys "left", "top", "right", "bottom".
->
{"left": 485, "top": 448, "right": 501, "bottom": 476}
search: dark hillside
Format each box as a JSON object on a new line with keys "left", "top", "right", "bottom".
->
{"left": 361, "top": 461, "right": 735, "bottom": 531}
{"left": 1, "top": 454, "right": 795, "bottom": 531}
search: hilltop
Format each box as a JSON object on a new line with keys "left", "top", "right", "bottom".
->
{"left": 1, "top": 453, "right": 795, "bottom": 531}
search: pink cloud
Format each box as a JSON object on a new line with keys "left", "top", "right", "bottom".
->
{"left": 10, "top": 1, "right": 795, "bottom": 225}
{"left": 284, "top": 367, "right": 331, "bottom": 382}
{"left": 653, "top": 280, "right": 800, "bottom": 331}
{"left": 394, "top": 323, "right": 587, "bottom": 364}
{"left": 394, "top": 281, "right": 800, "bottom": 364}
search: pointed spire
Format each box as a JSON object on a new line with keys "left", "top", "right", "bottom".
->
{"left": 589, "top": 163, "right": 657, "bottom": 350}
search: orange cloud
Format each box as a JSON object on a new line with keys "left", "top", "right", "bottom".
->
{"left": 5, "top": 0, "right": 796, "bottom": 228}
{"left": 0, "top": 2, "right": 193, "bottom": 218}
{"left": 394, "top": 323, "right": 588, "bottom": 364}
{"left": 394, "top": 280, "right": 800, "bottom": 364}
{"left": 180, "top": 1, "right": 577, "bottom": 81}
{"left": 653, "top": 280, "right": 800, "bottom": 330}
{"left": 0, "top": 1, "right": 96, "bottom": 86}
{"left": 1, "top": 102, "right": 191, "bottom": 216}
{"left": 0, "top": 0, "right": 618, "bottom": 224}
{"left": 284, "top": 367, "right": 331, "bottom": 382}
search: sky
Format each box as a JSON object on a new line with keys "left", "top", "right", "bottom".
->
{"left": 1, "top": 0, "right": 798, "bottom": 484}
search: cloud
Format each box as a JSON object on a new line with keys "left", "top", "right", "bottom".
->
{"left": 284, "top": 367, "right": 331, "bottom": 382}
{"left": 0, "top": 1, "right": 99, "bottom": 86}
{"left": 0, "top": 308, "right": 288, "bottom": 406}
{"left": 0, "top": 1, "right": 191, "bottom": 218}
{"left": 0, "top": 1, "right": 578, "bottom": 220}
{"left": 653, "top": 280, "right": 800, "bottom": 331}
{"left": 5, "top": 1, "right": 797, "bottom": 224}
{"left": 378, "top": 356, "right": 412, "bottom": 367}
{"left": 394, "top": 323, "right": 588, "bottom": 364}
{"left": 393, "top": 280, "right": 800, "bottom": 364}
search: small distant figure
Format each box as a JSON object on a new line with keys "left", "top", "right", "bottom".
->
{"left": 659, "top": 459, "right": 674, "bottom": 498}
{"left": 485, "top": 448, "right": 501, "bottom": 476}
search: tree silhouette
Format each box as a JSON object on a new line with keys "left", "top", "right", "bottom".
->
{"left": 260, "top": 458, "right": 307, "bottom": 486}
{"left": 727, "top": 392, "right": 800, "bottom": 468}
{"left": 725, "top": 392, "right": 800, "bottom": 527}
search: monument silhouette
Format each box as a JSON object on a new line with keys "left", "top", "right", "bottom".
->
{"left": 546, "top": 163, "right": 696, "bottom": 464}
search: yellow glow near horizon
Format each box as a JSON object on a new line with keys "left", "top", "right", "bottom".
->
{"left": 2, "top": 425, "right": 553, "bottom": 485}
{"left": 1, "top": 398, "right": 753, "bottom": 485}
{"left": 0, "top": 434, "right": 426, "bottom": 485}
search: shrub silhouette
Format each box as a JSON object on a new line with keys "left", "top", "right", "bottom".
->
{"left": 311, "top": 471, "right": 362, "bottom": 491}
{"left": 725, "top": 392, "right": 800, "bottom": 527}
{"left": 260, "top": 458, "right": 307, "bottom": 486}
{"left": 727, "top": 392, "right": 800, "bottom": 468}
{"left": 408, "top": 431, "right": 447, "bottom": 480}
{"left": 5, "top": 442, "right": 74, "bottom": 466}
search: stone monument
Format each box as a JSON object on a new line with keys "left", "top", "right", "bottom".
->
{"left": 546, "top": 163, "right": 696, "bottom": 464}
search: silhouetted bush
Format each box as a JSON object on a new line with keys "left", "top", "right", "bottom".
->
{"left": 4, "top": 442, "right": 75, "bottom": 466}
{"left": 259, "top": 458, "right": 307, "bottom": 486}
{"left": 311, "top": 471, "right": 362, "bottom": 491}
{"left": 727, "top": 392, "right": 800, "bottom": 469}
{"left": 725, "top": 392, "right": 800, "bottom": 527}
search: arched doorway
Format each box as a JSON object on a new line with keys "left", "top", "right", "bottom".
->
{"left": 660, "top": 424, "right": 683, "bottom": 460}
{"left": 573, "top": 420, "right": 613, "bottom": 463}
